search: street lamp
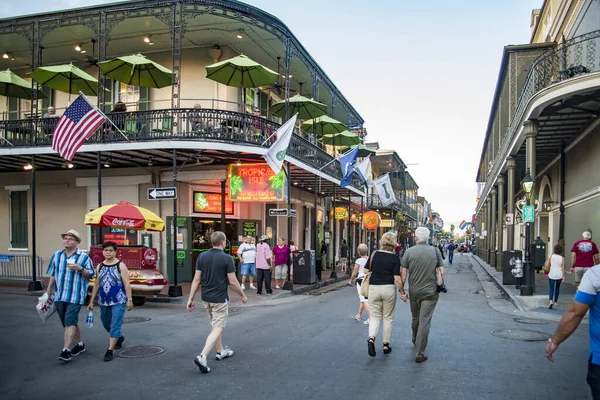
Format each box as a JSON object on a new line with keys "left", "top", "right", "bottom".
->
{"left": 520, "top": 168, "right": 534, "bottom": 296}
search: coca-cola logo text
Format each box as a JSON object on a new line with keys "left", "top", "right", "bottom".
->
{"left": 112, "top": 218, "right": 136, "bottom": 227}
{"left": 143, "top": 249, "right": 157, "bottom": 266}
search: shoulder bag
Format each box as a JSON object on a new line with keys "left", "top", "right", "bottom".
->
{"left": 360, "top": 251, "right": 377, "bottom": 297}
{"left": 543, "top": 256, "right": 551, "bottom": 274}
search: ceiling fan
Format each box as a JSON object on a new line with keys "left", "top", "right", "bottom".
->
{"left": 263, "top": 56, "right": 296, "bottom": 97}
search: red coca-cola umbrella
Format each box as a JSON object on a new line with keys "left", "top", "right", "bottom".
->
{"left": 84, "top": 201, "right": 165, "bottom": 232}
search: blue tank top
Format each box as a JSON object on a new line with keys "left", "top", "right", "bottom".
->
{"left": 98, "top": 262, "right": 127, "bottom": 306}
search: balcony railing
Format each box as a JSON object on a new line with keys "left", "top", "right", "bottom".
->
{"left": 482, "top": 30, "right": 600, "bottom": 206}
{"left": 0, "top": 108, "right": 358, "bottom": 184}
{"left": 366, "top": 194, "right": 418, "bottom": 220}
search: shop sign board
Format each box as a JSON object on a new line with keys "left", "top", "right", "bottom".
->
{"left": 228, "top": 163, "right": 287, "bottom": 202}
{"left": 334, "top": 207, "right": 348, "bottom": 220}
{"left": 363, "top": 211, "right": 381, "bottom": 230}
{"left": 243, "top": 222, "right": 257, "bottom": 237}
{"left": 193, "top": 191, "right": 234, "bottom": 215}
{"left": 380, "top": 219, "right": 394, "bottom": 228}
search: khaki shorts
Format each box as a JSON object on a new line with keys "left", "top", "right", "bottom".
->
{"left": 203, "top": 301, "right": 229, "bottom": 329}
{"left": 575, "top": 267, "right": 591, "bottom": 283}
{"left": 340, "top": 257, "right": 348, "bottom": 266}
{"left": 275, "top": 264, "right": 288, "bottom": 279}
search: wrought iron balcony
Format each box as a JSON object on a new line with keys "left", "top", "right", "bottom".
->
{"left": 366, "top": 194, "right": 418, "bottom": 220}
{"left": 0, "top": 108, "right": 357, "bottom": 184}
{"left": 480, "top": 30, "right": 600, "bottom": 206}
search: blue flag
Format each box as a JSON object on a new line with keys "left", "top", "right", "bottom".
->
{"left": 339, "top": 147, "right": 359, "bottom": 188}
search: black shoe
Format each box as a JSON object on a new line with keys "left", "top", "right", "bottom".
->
{"left": 71, "top": 343, "right": 85, "bottom": 356}
{"left": 115, "top": 336, "right": 125, "bottom": 350}
{"left": 383, "top": 343, "right": 392, "bottom": 354}
{"left": 58, "top": 350, "right": 72, "bottom": 362}
{"left": 368, "top": 338, "right": 376, "bottom": 357}
{"left": 104, "top": 350, "right": 114, "bottom": 362}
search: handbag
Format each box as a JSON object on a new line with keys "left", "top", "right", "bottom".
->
{"left": 434, "top": 247, "right": 447, "bottom": 294}
{"left": 359, "top": 251, "right": 377, "bottom": 297}
{"left": 543, "top": 257, "right": 551, "bottom": 274}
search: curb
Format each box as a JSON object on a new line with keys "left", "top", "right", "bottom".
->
{"left": 143, "top": 273, "right": 351, "bottom": 304}
{"left": 470, "top": 255, "right": 525, "bottom": 312}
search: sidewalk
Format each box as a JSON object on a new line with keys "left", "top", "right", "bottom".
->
{"left": 0, "top": 269, "right": 351, "bottom": 305}
{"left": 471, "top": 254, "right": 578, "bottom": 316}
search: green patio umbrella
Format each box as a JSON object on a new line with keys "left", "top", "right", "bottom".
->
{"left": 339, "top": 143, "right": 376, "bottom": 157}
{"left": 206, "top": 54, "right": 279, "bottom": 88}
{"left": 97, "top": 54, "right": 173, "bottom": 89}
{"left": 322, "top": 130, "right": 361, "bottom": 147}
{"left": 270, "top": 94, "right": 328, "bottom": 120}
{"left": 28, "top": 64, "right": 99, "bottom": 97}
{"left": 0, "top": 69, "right": 44, "bottom": 100}
{"left": 300, "top": 115, "right": 346, "bottom": 135}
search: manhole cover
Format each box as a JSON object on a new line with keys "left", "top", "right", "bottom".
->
{"left": 117, "top": 345, "right": 165, "bottom": 358}
{"left": 491, "top": 329, "right": 549, "bottom": 341}
{"left": 514, "top": 318, "right": 549, "bottom": 325}
{"left": 123, "top": 317, "right": 151, "bottom": 324}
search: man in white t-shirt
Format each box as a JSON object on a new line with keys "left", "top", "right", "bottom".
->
{"left": 237, "top": 236, "right": 257, "bottom": 290}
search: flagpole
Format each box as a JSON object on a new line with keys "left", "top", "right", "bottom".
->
{"left": 79, "top": 91, "right": 129, "bottom": 141}
{"left": 261, "top": 112, "right": 299, "bottom": 146}
{"left": 318, "top": 147, "right": 355, "bottom": 171}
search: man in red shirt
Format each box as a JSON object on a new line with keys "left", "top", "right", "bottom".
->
{"left": 571, "top": 231, "right": 600, "bottom": 290}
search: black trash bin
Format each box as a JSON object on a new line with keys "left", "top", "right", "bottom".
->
{"left": 502, "top": 250, "right": 522, "bottom": 285}
{"left": 293, "top": 250, "right": 316, "bottom": 284}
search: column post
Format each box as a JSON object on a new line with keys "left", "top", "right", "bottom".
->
{"left": 496, "top": 175, "right": 505, "bottom": 271}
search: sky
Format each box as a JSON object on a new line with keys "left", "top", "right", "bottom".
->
{"left": 3, "top": 0, "right": 542, "bottom": 231}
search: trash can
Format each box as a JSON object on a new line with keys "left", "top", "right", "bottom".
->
{"left": 502, "top": 250, "right": 522, "bottom": 285}
{"left": 293, "top": 250, "right": 316, "bottom": 284}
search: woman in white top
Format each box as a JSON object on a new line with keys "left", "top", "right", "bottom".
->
{"left": 349, "top": 243, "right": 371, "bottom": 324}
{"left": 546, "top": 243, "right": 565, "bottom": 309}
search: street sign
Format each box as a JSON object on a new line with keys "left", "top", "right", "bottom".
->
{"left": 522, "top": 205, "right": 535, "bottom": 223}
{"left": 505, "top": 213, "right": 514, "bottom": 226}
{"left": 269, "top": 208, "right": 296, "bottom": 217}
{"left": 148, "top": 187, "right": 177, "bottom": 200}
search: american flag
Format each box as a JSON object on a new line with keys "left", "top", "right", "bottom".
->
{"left": 52, "top": 95, "right": 106, "bottom": 161}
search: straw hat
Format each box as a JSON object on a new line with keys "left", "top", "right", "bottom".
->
{"left": 61, "top": 229, "right": 81, "bottom": 243}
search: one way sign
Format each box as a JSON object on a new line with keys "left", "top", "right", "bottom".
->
{"left": 147, "top": 187, "right": 177, "bottom": 200}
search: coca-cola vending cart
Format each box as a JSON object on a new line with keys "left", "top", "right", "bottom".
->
{"left": 89, "top": 245, "right": 167, "bottom": 306}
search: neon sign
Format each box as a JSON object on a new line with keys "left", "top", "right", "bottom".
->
{"left": 228, "top": 163, "right": 287, "bottom": 202}
{"left": 334, "top": 207, "right": 348, "bottom": 220}
{"left": 193, "top": 192, "right": 234, "bottom": 215}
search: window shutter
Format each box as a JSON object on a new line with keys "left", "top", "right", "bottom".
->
{"left": 10, "top": 191, "right": 28, "bottom": 248}
{"left": 8, "top": 97, "right": 20, "bottom": 120}
{"left": 139, "top": 86, "right": 149, "bottom": 111}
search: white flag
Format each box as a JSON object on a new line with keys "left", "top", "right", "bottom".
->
{"left": 264, "top": 113, "right": 298, "bottom": 175}
{"left": 374, "top": 174, "right": 397, "bottom": 207}
{"left": 356, "top": 156, "right": 373, "bottom": 187}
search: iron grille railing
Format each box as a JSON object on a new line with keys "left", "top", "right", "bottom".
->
{"left": 480, "top": 30, "right": 600, "bottom": 209}
{"left": 366, "top": 194, "right": 418, "bottom": 220}
{"left": 0, "top": 108, "right": 364, "bottom": 187}
{"left": 0, "top": 253, "right": 43, "bottom": 281}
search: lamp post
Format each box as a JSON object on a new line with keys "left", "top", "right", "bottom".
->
{"left": 520, "top": 168, "right": 534, "bottom": 296}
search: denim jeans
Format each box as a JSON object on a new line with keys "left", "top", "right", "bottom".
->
{"left": 548, "top": 279, "right": 562, "bottom": 302}
{"left": 448, "top": 251, "right": 454, "bottom": 264}
{"left": 100, "top": 303, "right": 126, "bottom": 338}
{"left": 587, "top": 359, "right": 600, "bottom": 400}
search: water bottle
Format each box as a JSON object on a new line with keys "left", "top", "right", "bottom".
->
{"left": 86, "top": 310, "right": 94, "bottom": 328}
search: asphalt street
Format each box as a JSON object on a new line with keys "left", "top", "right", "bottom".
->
{"left": 0, "top": 254, "right": 592, "bottom": 400}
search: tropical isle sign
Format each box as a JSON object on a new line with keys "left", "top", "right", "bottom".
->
{"left": 228, "top": 163, "right": 287, "bottom": 202}
{"left": 334, "top": 207, "right": 349, "bottom": 220}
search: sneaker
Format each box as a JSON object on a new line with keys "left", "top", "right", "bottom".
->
{"left": 115, "top": 336, "right": 125, "bottom": 350}
{"left": 267, "top": 293, "right": 273, "bottom": 297}
{"left": 275, "top": 285, "right": 281, "bottom": 289}
{"left": 58, "top": 349, "right": 72, "bottom": 362}
{"left": 241, "top": 284, "right": 246, "bottom": 290}
{"left": 71, "top": 343, "right": 85, "bottom": 356}
{"left": 215, "top": 347, "right": 234, "bottom": 361}
{"left": 249, "top": 284, "right": 256, "bottom": 289}
{"left": 194, "top": 355, "right": 211, "bottom": 373}
{"left": 256, "top": 292, "right": 262, "bottom": 296}
{"left": 104, "top": 350, "right": 114, "bottom": 362}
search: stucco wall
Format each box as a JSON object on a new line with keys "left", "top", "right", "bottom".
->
{"left": 564, "top": 125, "right": 600, "bottom": 199}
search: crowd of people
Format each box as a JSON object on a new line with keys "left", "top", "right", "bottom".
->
{"left": 42, "top": 225, "right": 600, "bottom": 397}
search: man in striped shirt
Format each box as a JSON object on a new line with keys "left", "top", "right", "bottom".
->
{"left": 46, "top": 229, "right": 95, "bottom": 362}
